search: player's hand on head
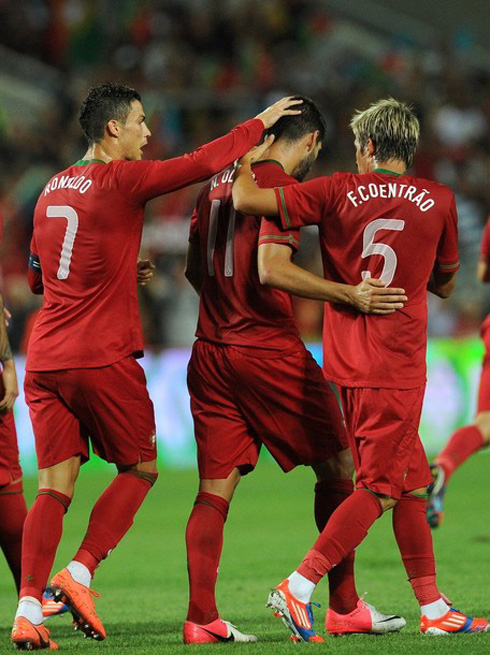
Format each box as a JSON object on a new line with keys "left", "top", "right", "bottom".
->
{"left": 353, "top": 278, "right": 407, "bottom": 315}
{"left": 0, "top": 359, "right": 18, "bottom": 413}
{"left": 137, "top": 259, "right": 156, "bottom": 286}
{"left": 238, "top": 134, "right": 275, "bottom": 169}
{"left": 256, "top": 96, "right": 303, "bottom": 129}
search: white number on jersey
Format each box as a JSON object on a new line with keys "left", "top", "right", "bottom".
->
{"left": 361, "top": 218, "right": 405, "bottom": 286}
{"left": 207, "top": 199, "right": 235, "bottom": 277}
{"left": 47, "top": 205, "right": 79, "bottom": 280}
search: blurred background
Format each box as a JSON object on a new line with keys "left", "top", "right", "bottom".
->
{"left": 1, "top": 0, "right": 490, "bottom": 470}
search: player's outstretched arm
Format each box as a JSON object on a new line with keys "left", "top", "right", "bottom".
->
{"left": 232, "top": 137, "right": 279, "bottom": 216}
{"left": 0, "top": 295, "right": 18, "bottom": 412}
{"left": 126, "top": 99, "right": 302, "bottom": 202}
{"left": 258, "top": 244, "right": 407, "bottom": 314}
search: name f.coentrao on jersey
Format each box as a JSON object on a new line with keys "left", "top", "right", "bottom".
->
{"left": 275, "top": 169, "right": 460, "bottom": 388}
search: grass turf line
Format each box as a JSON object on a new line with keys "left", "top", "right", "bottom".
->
{"left": 0, "top": 453, "right": 489, "bottom": 653}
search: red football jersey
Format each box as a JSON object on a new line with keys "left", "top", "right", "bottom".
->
{"left": 190, "top": 160, "right": 302, "bottom": 352}
{"left": 480, "top": 217, "right": 490, "bottom": 262}
{"left": 275, "top": 170, "right": 460, "bottom": 388}
{"left": 27, "top": 118, "right": 264, "bottom": 371}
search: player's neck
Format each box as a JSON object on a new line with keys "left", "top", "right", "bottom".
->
{"left": 371, "top": 158, "right": 406, "bottom": 175}
{"left": 259, "top": 143, "right": 299, "bottom": 176}
{"left": 82, "top": 141, "right": 119, "bottom": 164}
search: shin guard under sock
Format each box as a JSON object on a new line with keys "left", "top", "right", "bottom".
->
{"left": 185, "top": 492, "right": 229, "bottom": 625}
{"left": 0, "top": 481, "right": 27, "bottom": 593}
{"left": 298, "top": 489, "right": 382, "bottom": 585}
{"left": 435, "top": 425, "right": 485, "bottom": 482}
{"left": 73, "top": 470, "right": 158, "bottom": 575}
{"left": 314, "top": 479, "right": 358, "bottom": 613}
{"left": 393, "top": 493, "right": 440, "bottom": 605}
{"left": 19, "top": 488, "right": 71, "bottom": 601}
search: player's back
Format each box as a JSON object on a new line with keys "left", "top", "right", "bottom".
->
{"left": 27, "top": 159, "right": 146, "bottom": 371}
{"left": 318, "top": 170, "right": 459, "bottom": 388}
{"left": 192, "top": 161, "right": 302, "bottom": 352}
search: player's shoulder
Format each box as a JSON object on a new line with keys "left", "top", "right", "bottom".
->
{"left": 252, "top": 160, "right": 296, "bottom": 186}
{"left": 407, "top": 173, "right": 451, "bottom": 191}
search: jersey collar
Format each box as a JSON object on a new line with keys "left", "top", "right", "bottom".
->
{"left": 372, "top": 167, "right": 406, "bottom": 176}
{"left": 75, "top": 158, "right": 107, "bottom": 166}
{"left": 252, "top": 159, "right": 285, "bottom": 172}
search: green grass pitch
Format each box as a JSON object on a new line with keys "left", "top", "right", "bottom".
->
{"left": 0, "top": 452, "right": 489, "bottom": 654}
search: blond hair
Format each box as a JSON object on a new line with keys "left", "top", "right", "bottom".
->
{"left": 350, "top": 98, "right": 420, "bottom": 167}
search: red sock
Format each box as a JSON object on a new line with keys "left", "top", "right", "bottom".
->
{"left": 0, "top": 481, "right": 27, "bottom": 593}
{"left": 185, "top": 492, "right": 229, "bottom": 625}
{"left": 435, "top": 425, "right": 485, "bottom": 482}
{"left": 298, "top": 489, "right": 382, "bottom": 584}
{"left": 315, "top": 479, "right": 358, "bottom": 614}
{"left": 73, "top": 470, "right": 157, "bottom": 575}
{"left": 20, "top": 488, "right": 71, "bottom": 601}
{"left": 392, "top": 494, "right": 440, "bottom": 605}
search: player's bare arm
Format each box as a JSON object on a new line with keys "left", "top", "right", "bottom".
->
{"left": 232, "top": 138, "right": 279, "bottom": 216}
{"left": 185, "top": 241, "right": 202, "bottom": 296}
{"left": 0, "top": 294, "right": 18, "bottom": 412}
{"left": 428, "top": 268, "right": 457, "bottom": 298}
{"left": 258, "top": 243, "right": 407, "bottom": 314}
{"left": 477, "top": 259, "right": 490, "bottom": 283}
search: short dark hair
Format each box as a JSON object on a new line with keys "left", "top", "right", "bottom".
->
{"left": 266, "top": 96, "right": 326, "bottom": 144}
{"left": 79, "top": 83, "right": 142, "bottom": 144}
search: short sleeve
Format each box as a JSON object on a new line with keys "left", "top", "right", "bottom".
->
{"left": 258, "top": 217, "right": 300, "bottom": 251}
{"left": 435, "top": 193, "right": 460, "bottom": 272}
{"left": 274, "top": 177, "right": 329, "bottom": 230}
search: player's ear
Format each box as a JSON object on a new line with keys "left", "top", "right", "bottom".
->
{"left": 366, "top": 137, "right": 376, "bottom": 157}
{"left": 106, "top": 119, "right": 120, "bottom": 139}
{"left": 305, "top": 130, "right": 320, "bottom": 153}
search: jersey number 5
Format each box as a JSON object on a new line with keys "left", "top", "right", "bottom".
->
{"left": 47, "top": 206, "right": 79, "bottom": 280}
{"left": 361, "top": 218, "right": 405, "bottom": 286}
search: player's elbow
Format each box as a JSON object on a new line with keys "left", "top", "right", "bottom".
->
{"left": 258, "top": 263, "right": 274, "bottom": 287}
{"left": 258, "top": 261, "right": 282, "bottom": 288}
{"left": 231, "top": 186, "right": 248, "bottom": 214}
{"left": 434, "top": 279, "right": 456, "bottom": 299}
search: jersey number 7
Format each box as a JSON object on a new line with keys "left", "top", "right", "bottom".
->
{"left": 47, "top": 205, "right": 79, "bottom": 280}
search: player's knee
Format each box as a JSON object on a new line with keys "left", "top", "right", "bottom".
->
{"left": 38, "top": 456, "right": 81, "bottom": 499}
{"left": 199, "top": 468, "right": 241, "bottom": 502}
{"left": 314, "top": 449, "right": 354, "bottom": 482}
{"left": 406, "top": 487, "right": 427, "bottom": 499}
{"left": 475, "top": 412, "right": 490, "bottom": 443}
{"left": 375, "top": 494, "right": 398, "bottom": 512}
{"left": 119, "top": 459, "right": 159, "bottom": 485}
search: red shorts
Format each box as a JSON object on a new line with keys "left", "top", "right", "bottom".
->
{"left": 340, "top": 385, "right": 432, "bottom": 499}
{"left": 0, "top": 408, "right": 22, "bottom": 487}
{"left": 477, "top": 317, "right": 490, "bottom": 412}
{"left": 24, "top": 357, "right": 156, "bottom": 469}
{"left": 187, "top": 340, "right": 347, "bottom": 479}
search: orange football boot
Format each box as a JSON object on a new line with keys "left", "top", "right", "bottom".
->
{"left": 50, "top": 568, "right": 106, "bottom": 640}
{"left": 11, "top": 616, "right": 59, "bottom": 650}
